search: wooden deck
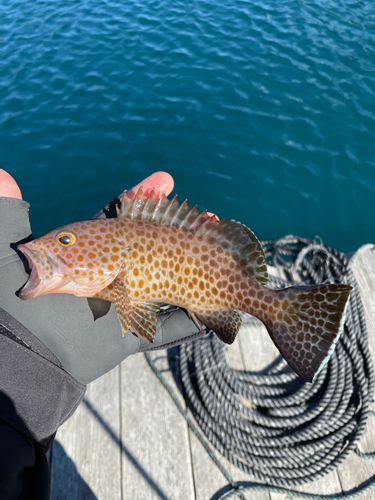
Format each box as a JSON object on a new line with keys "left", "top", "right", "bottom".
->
{"left": 49, "top": 244, "right": 375, "bottom": 500}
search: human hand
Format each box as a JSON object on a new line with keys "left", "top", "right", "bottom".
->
{"left": 0, "top": 170, "right": 208, "bottom": 386}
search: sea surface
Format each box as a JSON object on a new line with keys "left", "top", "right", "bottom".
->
{"left": 1, "top": 0, "right": 374, "bottom": 252}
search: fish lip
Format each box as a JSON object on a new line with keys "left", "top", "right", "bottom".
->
{"left": 17, "top": 244, "right": 64, "bottom": 299}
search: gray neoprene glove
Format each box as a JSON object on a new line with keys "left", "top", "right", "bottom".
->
{"left": 0, "top": 196, "right": 207, "bottom": 385}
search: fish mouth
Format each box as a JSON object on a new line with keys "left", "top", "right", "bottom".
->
{"left": 17, "top": 244, "right": 71, "bottom": 299}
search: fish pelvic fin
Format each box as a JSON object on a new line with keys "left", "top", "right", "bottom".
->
{"left": 194, "top": 308, "right": 242, "bottom": 344}
{"left": 262, "top": 284, "right": 352, "bottom": 382}
{"left": 187, "top": 310, "right": 205, "bottom": 331}
{"left": 118, "top": 187, "right": 268, "bottom": 285}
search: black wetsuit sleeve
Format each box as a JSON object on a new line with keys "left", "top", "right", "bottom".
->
{"left": 0, "top": 421, "right": 50, "bottom": 500}
{"left": 0, "top": 309, "right": 86, "bottom": 500}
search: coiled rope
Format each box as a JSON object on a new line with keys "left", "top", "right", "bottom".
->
{"left": 145, "top": 236, "right": 375, "bottom": 499}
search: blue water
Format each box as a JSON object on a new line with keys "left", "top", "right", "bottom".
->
{"left": 1, "top": 0, "right": 374, "bottom": 252}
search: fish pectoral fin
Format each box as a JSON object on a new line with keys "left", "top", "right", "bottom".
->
{"left": 130, "top": 302, "right": 159, "bottom": 343}
{"left": 113, "top": 276, "right": 159, "bottom": 342}
{"left": 195, "top": 309, "right": 242, "bottom": 344}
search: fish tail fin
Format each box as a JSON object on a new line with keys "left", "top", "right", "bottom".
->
{"left": 261, "top": 284, "right": 352, "bottom": 382}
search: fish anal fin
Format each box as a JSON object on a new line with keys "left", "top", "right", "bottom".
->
{"left": 263, "top": 284, "right": 352, "bottom": 382}
{"left": 113, "top": 272, "right": 159, "bottom": 342}
{"left": 194, "top": 309, "right": 242, "bottom": 344}
{"left": 117, "top": 188, "right": 268, "bottom": 285}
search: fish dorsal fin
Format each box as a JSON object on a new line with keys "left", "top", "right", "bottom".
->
{"left": 118, "top": 188, "right": 268, "bottom": 285}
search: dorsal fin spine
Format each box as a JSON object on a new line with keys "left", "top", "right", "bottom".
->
{"left": 179, "top": 206, "right": 195, "bottom": 229}
{"left": 171, "top": 199, "right": 188, "bottom": 226}
{"left": 117, "top": 190, "right": 130, "bottom": 218}
{"left": 128, "top": 190, "right": 135, "bottom": 218}
{"left": 151, "top": 192, "right": 165, "bottom": 222}
{"left": 142, "top": 188, "right": 154, "bottom": 220}
{"left": 170, "top": 198, "right": 183, "bottom": 225}
{"left": 193, "top": 212, "right": 213, "bottom": 236}
{"left": 134, "top": 187, "right": 143, "bottom": 213}
{"left": 161, "top": 195, "right": 177, "bottom": 224}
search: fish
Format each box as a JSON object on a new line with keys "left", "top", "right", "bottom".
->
{"left": 17, "top": 188, "right": 352, "bottom": 382}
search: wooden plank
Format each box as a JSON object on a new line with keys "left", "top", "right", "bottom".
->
{"left": 188, "top": 336, "right": 270, "bottom": 500}
{"left": 336, "top": 245, "right": 375, "bottom": 499}
{"left": 349, "top": 245, "right": 375, "bottom": 361}
{"left": 119, "top": 350, "right": 195, "bottom": 500}
{"left": 50, "top": 366, "right": 121, "bottom": 500}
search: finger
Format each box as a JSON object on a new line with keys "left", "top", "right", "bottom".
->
{"left": 207, "top": 212, "right": 219, "bottom": 220}
{"left": 0, "top": 170, "right": 22, "bottom": 199}
{"left": 127, "top": 172, "right": 218, "bottom": 219}
{"left": 127, "top": 172, "right": 174, "bottom": 200}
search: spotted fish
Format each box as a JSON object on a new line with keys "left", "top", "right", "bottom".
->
{"left": 18, "top": 188, "right": 352, "bottom": 382}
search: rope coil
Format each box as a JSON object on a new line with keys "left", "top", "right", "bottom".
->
{"left": 146, "top": 236, "right": 375, "bottom": 499}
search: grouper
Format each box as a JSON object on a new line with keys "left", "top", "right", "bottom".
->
{"left": 18, "top": 188, "right": 352, "bottom": 382}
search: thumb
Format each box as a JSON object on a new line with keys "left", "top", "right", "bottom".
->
{"left": 0, "top": 170, "right": 23, "bottom": 199}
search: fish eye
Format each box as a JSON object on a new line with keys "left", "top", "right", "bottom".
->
{"left": 56, "top": 232, "right": 77, "bottom": 246}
